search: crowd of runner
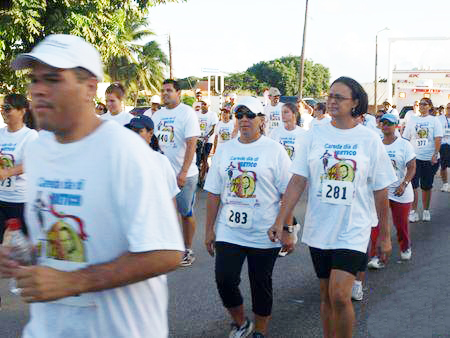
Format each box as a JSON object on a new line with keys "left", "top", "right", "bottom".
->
{"left": 0, "top": 34, "right": 448, "bottom": 338}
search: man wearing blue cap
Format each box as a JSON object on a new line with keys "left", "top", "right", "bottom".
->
{"left": 0, "top": 34, "right": 184, "bottom": 338}
{"left": 368, "top": 113, "right": 416, "bottom": 269}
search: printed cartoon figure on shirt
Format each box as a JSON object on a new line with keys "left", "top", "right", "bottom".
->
{"left": 0, "top": 151, "right": 14, "bottom": 169}
{"left": 283, "top": 142, "right": 295, "bottom": 160}
{"left": 219, "top": 128, "right": 230, "bottom": 141}
{"left": 34, "top": 192, "right": 87, "bottom": 262}
{"left": 156, "top": 119, "right": 175, "bottom": 146}
{"left": 415, "top": 124, "right": 429, "bottom": 139}
{"left": 226, "top": 161, "right": 257, "bottom": 198}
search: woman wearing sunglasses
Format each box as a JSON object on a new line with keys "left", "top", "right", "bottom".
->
{"left": 0, "top": 94, "right": 38, "bottom": 241}
{"left": 204, "top": 97, "right": 293, "bottom": 338}
{"left": 368, "top": 113, "right": 416, "bottom": 269}
{"left": 269, "top": 77, "right": 396, "bottom": 338}
{"left": 403, "top": 98, "right": 443, "bottom": 222}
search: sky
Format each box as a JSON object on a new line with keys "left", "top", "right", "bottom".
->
{"left": 146, "top": 0, "right": 450, "bottom": 84}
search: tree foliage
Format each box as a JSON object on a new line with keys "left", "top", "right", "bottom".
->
{"left": 0, "top": 0, "right": 181, "bottom": 94}
{"left": 226, "top": 56, "right": 330, "bottom": 97}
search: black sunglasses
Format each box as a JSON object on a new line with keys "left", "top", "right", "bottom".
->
{"left": 1, "top": 104, "right": 12, "bottom": 112}
{"left": 235, "top": 111, "right": 257, "bottom": 119}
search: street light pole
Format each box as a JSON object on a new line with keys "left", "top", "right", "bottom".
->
{"left": 374, "top": 27, "right": 389, "bottom": 114}
{"left": 298, "top": 0, "right": 309, "bottom": 100}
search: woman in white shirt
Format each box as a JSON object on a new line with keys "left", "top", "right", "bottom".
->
{"left": 310, "top": 102, "right": 331, "bottom": 128}
{"left": 269, "top": 77, "right": 395, "bottom": 338}
{"left": 204, "top": 97, "right": 292, "bottom": 338}
{"left": 0, "top": 94, "right": 38, "bottom": 240}
{"left": 102, "top": 83, "right": 134, "bottom": 126}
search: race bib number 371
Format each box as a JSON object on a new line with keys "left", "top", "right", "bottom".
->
{"left": 321, "top": 180, "right": 354, "bottom": 205}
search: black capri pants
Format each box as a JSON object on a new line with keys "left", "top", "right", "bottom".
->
{"left": 215, "top": 241, "right": 279, "bottom": 317}
{"left": 0, "top": 200, "right": 27, "bottom": 243}
{"left": 411, "top": 159, "right": 440, "bottom": 190}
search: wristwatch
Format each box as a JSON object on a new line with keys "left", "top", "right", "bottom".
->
{"left": 283, "top": 224, "right": 294, "bottom": 233}
{"left": 402, "top": 180, "right": 410, "bottom": 186}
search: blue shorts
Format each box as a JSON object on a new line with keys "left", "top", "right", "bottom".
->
{"left": 175, "top": 174, "right": 198, "bottom": 217}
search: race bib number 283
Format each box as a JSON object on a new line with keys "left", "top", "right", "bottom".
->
{"left": 321, "top": 180, "right": 354, "bottom": 205}
{"left": 0, "top": 177, "right": 15, "bottom": 191}
{"left": 224, "top": 205, "right": 253, "bottom": 229}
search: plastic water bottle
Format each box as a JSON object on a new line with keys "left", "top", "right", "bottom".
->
{"left": 3, "top": 218, "right": 33, "bottom": 295}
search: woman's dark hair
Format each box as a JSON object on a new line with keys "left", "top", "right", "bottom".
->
{"left": 150, "top": 135, "right": 162, "bottom": 153}
{"left": 331, "top": 76, "right": 368, "bottom": 117}
{"left": 283, "top": 102, "right": 301, "bottom": 126}
{"left": 420, "top": 97, "right": 433, "bottom": 113}
{"left": 4, "top": 93, "right": 37, "bottom": 129}
{"left": 315, "top": 102, "right": 326, "bottom": 114}
{"left": 105, "top": 83, "right": 126, "bottom": 100}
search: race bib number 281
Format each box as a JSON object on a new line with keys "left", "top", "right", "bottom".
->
{"left": 321, "top": 180, "right": 354, "bottom": 205}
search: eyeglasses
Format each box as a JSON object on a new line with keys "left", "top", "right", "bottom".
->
{"left": 235, "top": 111, "right": 257, "bottom": 120}
{"left": 419, "top": 102, "right": 429, "bottom": 106}
{"left": 326, "top": 94, "right": 353, "bottom": 103}
{"left": 1, "top": 104, "right": 13, "bottom": 112}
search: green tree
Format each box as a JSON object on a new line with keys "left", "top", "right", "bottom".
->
{"left": 0, "top": 0, "right": 182, "bottom": 94}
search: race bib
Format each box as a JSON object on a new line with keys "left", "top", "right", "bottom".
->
{"left": 224, "top": 204, "right": 253, "bottom": 229}
{"left": 415, "top": 139, "right": 428, "bottom": 148}
{"left": 321, "top": 180, "right": 354, "bottom": 205}
{"left": 0, "top": 177, "right": 16, "bottom": 191}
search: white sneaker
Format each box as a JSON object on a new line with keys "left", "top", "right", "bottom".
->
{"left": 293, "top": 223, "right": 301, "bottom": 244}
{"left": 400, "top": 248, "right": 412, "bottom": 260}
{"left": 351, "top": 281, "right": 363, "bottom": 301}
{"left": 422, "top": 210, "right": 431, "bottom": 222}
{"left": 229, "top": 318, "right": 253, "bottom": 338}
{"left": 367, "top": 257, "right": 385, "bottom": 269}
{"left": 409, "top": 210, "right": 419, "bottom": 223}
{"left": 441, "top": 183, "right": 449, "bottom": 192}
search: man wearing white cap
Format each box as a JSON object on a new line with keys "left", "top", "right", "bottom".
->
{"left": 0, "top": 34, "right": 184, "bottom": 338}
{"left": 144, "top": 95, "right": 161, "bottom": 117}
{"left": 263, "top": 87, "right": 283, "bottom": 134}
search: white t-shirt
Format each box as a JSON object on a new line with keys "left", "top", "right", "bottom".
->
{"left": 269, "top": 125, "right": 306, "bottom": 161}
{"left": 264, "top": 102, "right": 283, "bottom": 132}
{"left": 214, "top": 120, "right": 235, "bottom": 147}
{"left": 437, "top": 115, "right": 450, "bottom": 145}
{"left": 384, "top": 137, "right": 415, "bottom": 203}
{"left": 403, "top": 115, "right": 444, "bottom": 160}
{"left": 151, "top": 103, "right": 201, "bottom": 177}
{"left": 387, "top": 107, "right": 399, "bottom": 117}
{"left": 155, "top": 151, "right": 180, "bottom": 197}
{"left": 310, "top": 116, "right": 331, "bottom": 129}
{"left": 0, "top": 126, "right": 38, "bottom": 203}
{"left": 403, "top": 110, "right": 419, "bottom": 127}
{"left": 204, "top": 136, "right": 292, "bottom": 249}
{"left": 101, "top": 111, "right": 134, "bottom": 126}
{"left": 290, "top": 123, "right": 396, "bottom": 253}
{"left": 143, "top": 109, "right": 154, "bottom": 117}
{"left": 363, "top": 114, "right": 378, "bottom": 131}
{"left": 23, "top": 121, "right": 184, "bottom": 338}
{"left": 299, "top": 113, "right": 313, "bottom": 130}
{"left": 197, "top": 110, "right": 219, "bottom": 143}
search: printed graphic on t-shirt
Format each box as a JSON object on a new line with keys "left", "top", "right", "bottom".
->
{"left": 277, "top": 136, "right": 296, "bottom": 160}
{"left": 219, "top": 128, "right": 231, "bottom": 141}
{"left": 318, "top": 144, "right": 358, "bottom": 204}
{"left": 415, "top": 123, "right": 429, "bottom": 148}
{"left": 269, "top": 112, "right": 281, "bottom": 130}
{"left": 0, "top": 151, "right": 15, "bottom": 190}
{"left": 387, "top": 150, "right": 400, "bottom": 180}
{"left": 226, "top": 160, "right": 258, "bottom": 199}
{"left": 33, "top": 180, "right": 88, "bottom": 263}
{"left": 156, "top": 118, "right": 176, "bottom": 147}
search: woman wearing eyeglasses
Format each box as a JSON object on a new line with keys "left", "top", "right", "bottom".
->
{"left": 204, "top": 97, "right": 292, "bottom": 338}
{"left": 403, "top": 98, "right": 443, "bottom": 222}
{"left": 102, "top": 83, "right": 134, "bottom": 126}
{"left": 269, "top": 77, "right": 396, "bottom": 338}
{"left": 0, "top": 94, "right": 38, "bottom": 241}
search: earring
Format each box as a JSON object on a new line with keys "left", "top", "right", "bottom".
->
{"left": 351, "top": 107, "right": 356, "bottom": 115}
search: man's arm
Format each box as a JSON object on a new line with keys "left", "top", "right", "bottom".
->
{"left": 177, "top": 136, "right": 198, "bottom": 187}
{"left": 14, "top": 250, "right": 183, "bottom": 303}
{"left": 205, "top": 193, "right": 220, "bottom": 256}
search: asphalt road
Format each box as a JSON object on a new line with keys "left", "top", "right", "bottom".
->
{"left": 1, "top": 180, "right": 449, "bottom": 338}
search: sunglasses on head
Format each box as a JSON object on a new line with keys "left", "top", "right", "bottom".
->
{"left": 1, "top": 104, "right": 12, "bottom": 112}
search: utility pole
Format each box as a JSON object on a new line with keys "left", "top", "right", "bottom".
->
{"left": 169, "top": 34, "right": 173, "bottom": 79}
{"left": 375, "top": 28, "right": 389, "bottom": 114}
{"left": 298, "top": 0, "right": 309, "bottom": 100}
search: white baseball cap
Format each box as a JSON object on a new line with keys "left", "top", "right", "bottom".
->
{"left": 151, "top": 95, "right": 161, "bottom": 104}
{"left": 11, "top": 34, "right": 104, "bottom": 81}
{"left": 234, "top": 97, "right": 265, "bottom": 116}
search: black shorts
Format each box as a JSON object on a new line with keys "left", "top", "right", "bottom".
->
{"left": 411, "top": 159, "right": 439, "bottom": 190}
{"left": 440, "top": 144, "right": 450, "bottom": 169}
{"left": 309, "top": 247, "right": 367, "bottom": 279}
